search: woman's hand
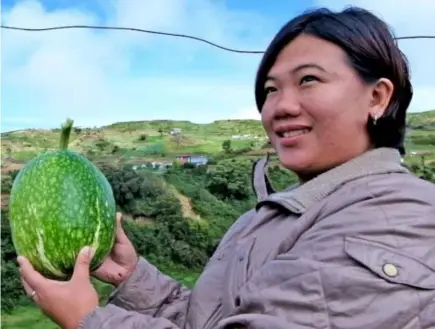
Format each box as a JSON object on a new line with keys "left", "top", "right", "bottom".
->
{"left": 92, "top": 212, "right": 139, "bottom": 287}
{"left": 18, "top": 246, "right": 99, "bottom": 329}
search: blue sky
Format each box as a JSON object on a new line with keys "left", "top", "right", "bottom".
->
{"left": 2, "top": 0, "right": 435, "bottom": 132}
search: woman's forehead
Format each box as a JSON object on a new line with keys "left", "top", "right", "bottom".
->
{"left": 268, "top": 37, "right": 346, "bottom": 78}
{"left": 277, "top": 35, "right": 344, "bottom": 62}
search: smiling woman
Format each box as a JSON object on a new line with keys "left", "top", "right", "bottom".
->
{"left": 17, "top": 6, "right": 435, "bottom": 329}
{"left": 255, "top": 7, "right": 412, "bottom": 181}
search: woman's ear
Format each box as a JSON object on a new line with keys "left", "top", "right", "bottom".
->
{"left": 369, "top": 78, "right": 394, "bottom": 118}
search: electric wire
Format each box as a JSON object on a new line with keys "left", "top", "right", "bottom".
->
{"left": 2, "top": 24, "right": 435, "bottom": 54}
{"left": 0, "top": 25, "right": 264, "bottom": 54}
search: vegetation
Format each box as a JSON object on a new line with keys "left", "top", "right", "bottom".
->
{"left": 1, "top": 113, "right": 434, "bottom": 328}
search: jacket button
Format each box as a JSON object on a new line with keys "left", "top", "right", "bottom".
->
{"left": 383, "top": 263, "right": 399, "bottom": 277}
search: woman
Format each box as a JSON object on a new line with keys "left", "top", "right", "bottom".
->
{"left": 18, "top": 6, "right": 435, "bottom": 329}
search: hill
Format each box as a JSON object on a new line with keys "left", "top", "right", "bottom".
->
{"left": 0, "top": 119, "right": 268, "bottom": 165}
{"left": 407, "top": 109, "right": 435, "bottom": 129}
{"left": 1, "top": 110, "right": 434, "bottom": 169}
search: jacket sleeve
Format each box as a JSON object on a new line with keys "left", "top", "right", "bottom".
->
{"left": 78, "top": 304, "right": 294, "bottom": 329}
{"left": 78, "top": 253, "right": 335, "bottom": 329}
{"left": 103, "top": 256, "right": 191, "bottom": 326}
{"left": 78, "top": 304, "right": 182, "bottom": 329}
{"left": 77, "top": 253, "right": 342, "bottom": 329}
{"left": 79, "top": 210, "right": 258, "bottom": 329}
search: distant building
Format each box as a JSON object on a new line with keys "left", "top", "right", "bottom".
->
{"left": 175, "top": 154, "right": 208, "bottom": 166}
{"left": 170, "top": 128, "right": 182, "bottom": 135}
{"left": 231, "top": 134, "right": 253, "bottom": 139}
{"left": 132, "top": 161, "right": 172, "bottom": 171}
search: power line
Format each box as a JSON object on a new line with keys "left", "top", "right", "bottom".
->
{"left": 2, "top": 24, "right": 435, "bottom": 54}
{"left": 0, "top": 25, "right": 264, "bottom": 54}
{"left": 395, "top": 36, "right": 435, "bottom": 40}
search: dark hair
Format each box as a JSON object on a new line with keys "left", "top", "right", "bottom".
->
{"left": 254, "top": 6, "right": 413, "bottom": 155}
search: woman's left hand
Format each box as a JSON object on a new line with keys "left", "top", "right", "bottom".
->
{"left": 18, "top": 246, "right": 100, "bottom": 329}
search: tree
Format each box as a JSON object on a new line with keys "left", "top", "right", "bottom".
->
{"left": 404, "top": 162, "right": 435, "bottom": 183}
{"left": 222, "top": 139, "right": 232, "bottom": 153}
{"left": 206, "top": 159, "right": 251, "bottom": 200}
{"left": 138, "top": 134, "right": 147, "bottom": 141}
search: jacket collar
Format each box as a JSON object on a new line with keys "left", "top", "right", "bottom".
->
{"left": 256, "top": 148, "right": 409, "bottom": 214}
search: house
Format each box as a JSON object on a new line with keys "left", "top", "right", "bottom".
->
{"left": 170, "top": 128, "right": 182, "bottom": 135}
{"left": 175, "top": 155, "right": 190, "bottom": 164}
{"left": 175, "top": 154, "right": 208, "bottom": 166}
{"left": 189, "top": 155, "right": 208, "bottom": 166}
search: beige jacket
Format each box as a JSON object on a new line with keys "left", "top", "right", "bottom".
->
{"left": 79, "top": 148, "right": 435, "bottom": 329}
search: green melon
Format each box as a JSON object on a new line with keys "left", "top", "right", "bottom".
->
{"left": 8, "top": 119, "right": 116, "bottom": 280}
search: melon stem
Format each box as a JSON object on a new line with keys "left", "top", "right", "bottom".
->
{"left": 60, "top": 119, "right": 74, "bottom": 149}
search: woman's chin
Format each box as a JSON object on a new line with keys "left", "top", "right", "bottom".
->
{"left": 277, "top": 151, "right": 312, "bottom": 173}
{"left": 278, "top": 151, "right": 337, "bottom": 182}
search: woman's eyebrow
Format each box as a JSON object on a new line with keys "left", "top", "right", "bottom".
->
{"left": 265, "top": 63, "right": 327, "bottom": 82}
{"left": 291, "top": 63, "right": 326, "bottom": 73}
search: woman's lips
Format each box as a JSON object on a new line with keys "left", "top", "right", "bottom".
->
{"left": 275, "top": 126, "right": 311, "bottom": 146}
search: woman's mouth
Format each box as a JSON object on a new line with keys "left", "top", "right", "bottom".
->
{"left": 275, "top": 127, "right": 311, "bottom": 146}
{"left": 277, "top": 128, "right": 311, "bottom": 138}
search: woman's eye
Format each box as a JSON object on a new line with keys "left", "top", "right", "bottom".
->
{"left": 264, "top": 86, "right": 277, "bottom": 94}
{"left": 300, "top": 75, "right": 318, "bottom": 85}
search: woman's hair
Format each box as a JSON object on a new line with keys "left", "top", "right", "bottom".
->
{"left": 254, "top": 6, "right": 413, "bottom": 155}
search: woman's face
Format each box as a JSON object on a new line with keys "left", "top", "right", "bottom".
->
{"left": 261, "top": 34, "right": 393, "bottom": 180}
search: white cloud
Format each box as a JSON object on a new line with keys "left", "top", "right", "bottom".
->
{"left": 1, "top": 0, "right": 265, "bottom": 131}
{"left": 1, "top": 0, "right": 434, "bottom": 132}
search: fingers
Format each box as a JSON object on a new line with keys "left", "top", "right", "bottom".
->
{"left": 72, "top": 246, "right": 95, "bottom": 282}
{"left": 21, "top": 276, "right": 39, "bottom": 302}
{"left": 21, "top": 275, "right": 33, "bottom": 295}
{"left": 115, "top": 212, "right": 129, "bottom": 244}
{"left": 17, "top": 256, "right": 47, "bottom": 291}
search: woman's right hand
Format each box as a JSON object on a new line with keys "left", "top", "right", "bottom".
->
{"left": 92, "top": 212, "right": 138, "bottom": 287}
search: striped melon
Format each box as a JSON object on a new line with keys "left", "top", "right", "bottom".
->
{"left": 8, "top": 119, "right": 116, "bottom": 280}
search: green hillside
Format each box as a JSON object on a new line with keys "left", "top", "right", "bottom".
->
{"left": 407, "top": 109, "right": 435, "bottom": 129}
{"left": 1, "top": 119, "right": 268, "bottom": 164}
{"left": 1, "top": 110, "right": 434, "bottom": 167}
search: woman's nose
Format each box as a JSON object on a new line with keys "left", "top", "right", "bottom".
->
{"left": 274, "top": 89, "right": 301, "bottom": 118}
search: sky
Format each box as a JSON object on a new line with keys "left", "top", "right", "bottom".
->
{"left": 1, "top": 0, "right": 435, "bottom": 132}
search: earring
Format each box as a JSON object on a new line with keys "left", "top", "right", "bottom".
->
{"left": 372, "top": 113, "right": 378, "bottom": 126}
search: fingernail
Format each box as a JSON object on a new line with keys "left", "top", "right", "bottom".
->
{"left": 87, "top": 246, "right": 96, "bottom": 258}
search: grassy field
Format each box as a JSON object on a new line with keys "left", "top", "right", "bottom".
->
{"left": 1, "top": 111, "right": 434, "bottom": 327}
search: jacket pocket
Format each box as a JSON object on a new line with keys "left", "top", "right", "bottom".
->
{"left": 344, "top": 235, "right": 435, "bottom": 290}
